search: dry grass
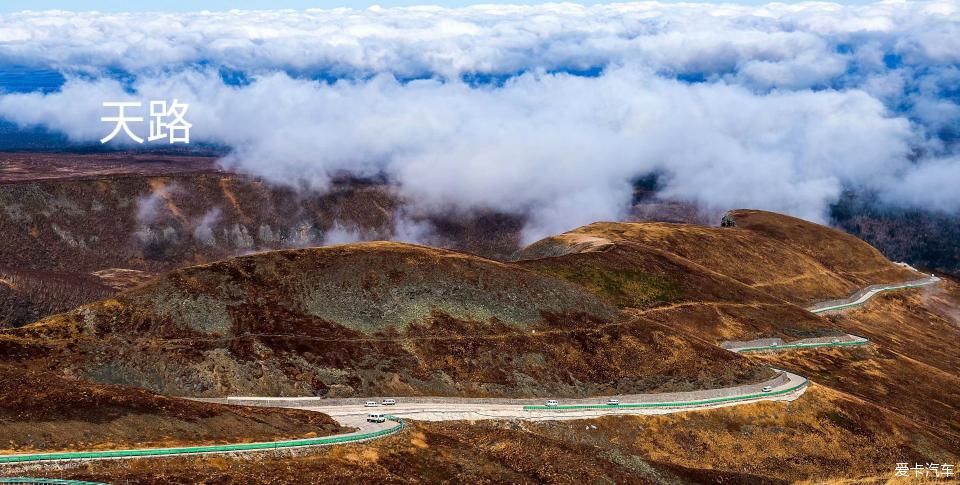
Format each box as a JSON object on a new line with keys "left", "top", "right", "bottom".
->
{"left": 0, "top": 365, "right": 347, "bottom": 453}
{"left": 519, "top": 210, "right": 917, "bottom": 305}
{"left": 526, "top": 384, "right": 957, "bottom": 483}
{"left": 27, "top": 384, "right": 956, "bottom": 484}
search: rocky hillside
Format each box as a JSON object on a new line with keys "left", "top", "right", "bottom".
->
{"left": 1, "top": 210, "right": 922, "bottom": 399}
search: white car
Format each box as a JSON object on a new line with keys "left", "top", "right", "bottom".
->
{"left": 606, "top": 399, "right": 620, "bottom": 405}
{"left": 382, "top": 398, "right": 397, "bottom": 405}
{"left": 367, "top": 413, "right": 386, "bottom": 423}
{"left": 762, "top": 386, "right": 773, "bottom": 393}
{"left": 545, "top": 399, "right": 559, "bottom": 407}
{"left": 364, "top": 400, "right": 378, "bottom": 407}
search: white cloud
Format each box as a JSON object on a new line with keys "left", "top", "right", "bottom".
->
{"left": 0, "top": 2, "right": 958, "bottom": 241}
{"left": 322, "top": 222, "right": 364, "bottom": 246}
{"left": 880, "top": 156, "right": 960, "bottom": 213}
{"left": 0, "top": 2, "right": 956, "bottom": 81}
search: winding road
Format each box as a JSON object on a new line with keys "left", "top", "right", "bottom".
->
{"left": 807, "top": 274, "right": 939, "bottom": 314}
{"left": 0, "top": 371, "right": 807, "bottom": 466}
{"left": 723, "top": 273, "right": 939, "bottom": 353}
{"left": 0, "top": 274, "right": 939, "bottom": 467}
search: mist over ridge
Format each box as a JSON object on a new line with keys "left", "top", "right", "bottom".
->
{"left": 0, "top": 1, "right": 957, "bottom": 241}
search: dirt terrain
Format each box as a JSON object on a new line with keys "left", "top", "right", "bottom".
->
{"left": 0, "top": 154, "right": 523, "bottom": 327}
{"left": 0, "top": 365, "right": 346, "bottom": 454}
{"left": 0, "top": 210, "right": 925, "bottom": 403}
{"left": 0, "top": 153, "right": 956, "bottom": 482}
{"left": 0, "top": 241, "right": 772, "bottom": 398}
{"left": 11, "top": 276, "right": 959, "bottom": 483}
{"left": 517, "top": 211, "right": 917, "bottom": 343}
{"left": 750, "top": 279, "right": 960, "bottom": 443}
{"left": 0, "top": 152, "right": 222, "bottom": 183}
{"left": 23, "top": 383, "right": 958, "bottom": 483}
{"left": 520, "top": 210, "right": 916, "bottom": 305}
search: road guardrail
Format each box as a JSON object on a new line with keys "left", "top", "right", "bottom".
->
{"left": 522, "top": 377, "right": 807, "bottom": 411}
{"left": 0, "top": 416, "right": 403, "bottom": 465}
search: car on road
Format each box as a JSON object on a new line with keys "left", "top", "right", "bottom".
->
{"left": 382, "top": 398, "right": 397, "bottom": 405}
{"left": 545, "top": 399, "right": 559, "bottom": 407}
{"left": 762, "top": 386, "right": 773, "bottom": 393}
{"left": 606, "top": 399, "right": 620, "bottom": 405}
{"left": 831, "top": 338, "right": 841, "bottom": 343}
{"left": 367, "top": 413, "right": 386, "bottom": 423}
{"left": 364, "top": 400, "right": 378, "bottom": 407}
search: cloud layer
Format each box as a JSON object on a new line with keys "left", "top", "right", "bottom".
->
{"left": 0, "top": 2, "right": 958, "bottom": 241}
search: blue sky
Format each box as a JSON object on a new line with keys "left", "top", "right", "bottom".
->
{"left": 0, "top": 0, "right": 872, "bottom": 11}
{"left": 8, "top": 1, "right": 590, "bottom": 11}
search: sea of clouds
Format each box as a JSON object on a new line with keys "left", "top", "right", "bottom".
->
{"left": 0, "top": 2, "right": 957, "bottom": 242}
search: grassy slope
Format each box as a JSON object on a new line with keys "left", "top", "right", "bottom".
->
{"left": 519, "top": 210, "right": 917, "bottom": 306}
{"left": 0, "top": 365, "right": 346, "bottom": 454}
{"left": 33, "top": 384, "right": 957, "bottom": 484}
{"left": 30, "top": 279, "right": 960, "bottom": 483}
{"left": 1, "top": 242, "right": 770, "bottom": 398}
{"left": 1, "top": 211, "right": 956, "bottom": 481}
{"left": 749, "top": 277, "right": 960, "bottom": 442}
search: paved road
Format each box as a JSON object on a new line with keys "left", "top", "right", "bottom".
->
{"left": 722, "top": 274, "right": 940, "bottom": 353}
{"left": 723, "top": 334, "right": 870, "bottom": 353}
{"left": 9, "top": 273, "right": 933, "bottom": 465}
{"left": 0, "top": 416, "right": 402, "bottom": 466}
{"left": 222, "top": 370, "right": 807, "bottom": 423}
{"left": 808, "top": 274, "right": 939, "bottom": 314}
{"left": 0, "top": 371, "right": 806, "bottom": 466}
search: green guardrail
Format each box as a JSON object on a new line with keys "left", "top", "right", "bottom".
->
{"left": 735, "top": 339, "right": 869, "bottom": 353}
{"left": 0, "top": 479, "right": 108, "bottom": 485}
{"left": 810, "top": 279, "right": 936, "bottom": 314}
{"left": 0, "top": 416, "right": 403, "bottom": 465}
{"left": 522, "top": 379, "right": 807, "bottom": 411}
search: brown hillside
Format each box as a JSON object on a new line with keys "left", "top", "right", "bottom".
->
{"left": 517, "top": 211, "right": 918, "bottom": 305}
{"left": 749, "top": 276, "right": 960, "bottom": 442}
{"left": 34, "top": 385, "right": 958, "bottom": 484}
{"left": 724, "top": 209, "right": 916, "bottom": 280}
{"left": 32, "top": 278, "right": 960, "bottom": 483}
{"left": 105, "top": 241, "right": 617, "bottom": 335}
{"left": 0, "top": 242, "right": 771, "bottom": 398}
{"left": 0, "top": 167, "right": 522, "bottom": 326}
{"left": 0, "top": 365, "right": 346, "bottom": 453}
{"left": 0, "top": 267, "right": 115, "bottom": 328}
{"left": 518, "top": 241, "right": 835, "bottom": 342}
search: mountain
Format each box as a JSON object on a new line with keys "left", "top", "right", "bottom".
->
{"left": 1, "top": 241, "right": 768, "bottom": 397}
{"left": 831, "top": 189, "right": 960, "bottom": 278}
{"left": 2, "top": 207, "right": 958, "bottom": 482}
{"left": 1, "top": 210, "right": 918, "bottom": 398}
{"left": 0, "top": 153, "right": 522, "bottom": 327}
